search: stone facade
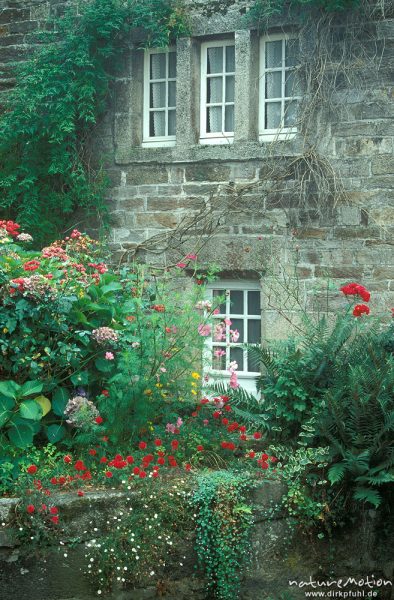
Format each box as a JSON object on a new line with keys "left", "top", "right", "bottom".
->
{"left": 0, "top": 0, "right": 394, "bottom": 335}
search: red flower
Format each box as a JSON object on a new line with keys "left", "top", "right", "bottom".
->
{"left": 171, "top": 440, "right": 179, "bottom": 450}
{"left": 185, "top": 463, "right": 192, "bottom": 471}
{"left": 23, "top": 260, "right": 40, "bottom": 272}
{"left": 63, "top": 455, "right": 72, "bottom": 464}
{"left": 27, "top": 465, "right": 37, "bottom": 475}
{"left": 151, "top": 304, "right": 165, "bottom": 312}
{"left": 340, "top": 282, "right": 370, "bottom": 302}
{"left": 239, "top": 434, "right": 247, "bottom": 441}
{"left": 82, "top": 471, "right": 92, "bottom": 480}
{"left": 133, "top": 467, "right": 140, "bottom": 475}
{"left": 26, "top": 504, "right": 35, "bottom": 514}
{"left": 101, "top": 390, "right": 109, "bottom": 397}
{"left": 191, "top": 411, "right": 198, "bottom": 417}
{"left": 213, "top": 411, "right": 221, "bottom": 419}
{"left": 49, "top": 507, "right": 58, "bottom": 515}
{"left": 262, "top": 453, "right": 269, "bottom": 461}
{"left": 249, "top": 451, "right": 256, "bottom": 458}
{"left": 197, "top": 445, "right": 204, "bottom": 452}
{"left": 105, "top": 471, "right": 113, "bottom": 478}
{"left": 139, "top": 471, "right": 147, "bottom": 478}
{"left": 224, "top": 405, "right": 232, "bottom": 412}
{"left": 74, "top": 460, "right": 87, "bottom": 471}
{"left": 95, "top": 416, "right": 104, "bottom": 425}
{"left": 200, "top": 398, "right": 210, "bottom": 405}
{"left": 253, "top": 432, "right": 262, "bottom": 440}
{"left": 353, "top": 304, "right": 370, "bottom": 317}
{"left": 50, "top": 477, "right": 58, "bottom": 485}
{"left": 126, "top": 455, "right": 134, "bottom": 464}
{"left": 222, "top": 418, "right": 229, "bottom": 426}
{"left": 88, "top": 449, "right": 97, "bottom": 456}
{"left": 154, "top": 439, "right": 162, "bottom": 447}
{"left": 58, "top": 476, "right": 66, "bottom": 485}
{"left": 152, "top": 470, "right": 159, "bottom": 478}
{"left": 239, "top": 425, "right": 246, "bottom": 433}
{"left": 100, "top": 456, "right": 108, "bottom": 464}
{"left": 139, "top": 441, "right": 147, "bottom": 450}
{"left": 50, "top": 516, "right": 59, "bottom": 524}
{"left": 157, "top": 457, "right": 165, "bottom": 465}
{"left": 77, "top": 491, "right": 84, "bottom": 497}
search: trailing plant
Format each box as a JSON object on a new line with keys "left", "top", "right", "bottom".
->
{"left": 0, "top": 0, "right": 189, "bottom": 245}
{"left": 191, "top": 470, "right": 257, "bottom": 600}
{"left": 246, "top": 0, "right": 362, "bottom": 27}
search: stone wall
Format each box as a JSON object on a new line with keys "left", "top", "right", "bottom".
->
{"left": 1, "top": 483, "right": 393, "bottom": 600}
{"left": 0, "top": 0, "right": 393, "bottom": 335}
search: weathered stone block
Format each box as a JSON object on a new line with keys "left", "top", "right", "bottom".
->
{"left": 135, "top": 212, "right": 179, "bottom": 229}
{"left": 185, "top": 163, "right": 231, "bottom": 182}
{"left": 126, "top": 166, "right": 168, "bottom": 186}
{"left": 335, "top": 137, "right": 393, "bottom": 156}
{"left": 371, "top": 155, "right": 394, "bottom": 175}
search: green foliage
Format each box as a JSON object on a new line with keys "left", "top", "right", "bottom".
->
{"left": 246, "top": 0, "right": 361, "bottom": 26}
{"left": 0, "top": 0, "right": 189, "bottom": 245}
{"left": 191, "top": 470, "right": 256, "bottom": 600}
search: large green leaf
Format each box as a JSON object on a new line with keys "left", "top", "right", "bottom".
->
{"left": 35, "top": 395, "right": 51, "bottom": 417}
{"left": 20, "top": 380, "right": 44, "bottom": 398}
{"left": 8, "top": 425, "right": 34, "bottom": 448}
{"left": 52, "top": 387, "right": 69, "bottom": 416}
{"left": 19, "top": 400, "right": 43, "bottom": 421}
{"left": 46, "top": 424, "right": 66, "bottom": 443}
{"left": 70, "top": 371, "right": 89, "bottom": 386}
{"left": 0, "top": 396, "right": 15, "bottom": 427}
{"left": 95, "top": 358, "right": 114, "bottom": 373}
{"left": 0, "top": 381, "right": 20, "bottom": 399}
{"left": 101, "top": 282, "right": 123, "bottom": 295}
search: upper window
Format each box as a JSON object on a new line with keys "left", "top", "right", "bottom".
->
{"left": 143, "top": 48, "right": 176, "bottom": 147}
{"left": 259, "top": 35, "right": 300, "bottom": 141}
{"left": 205, "top": 282, "right": 261, "bottom": 394}
{"left": 200, "top": 41, "right": 235, "bottom": 145}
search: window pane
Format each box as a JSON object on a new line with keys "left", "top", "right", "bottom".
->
{"left": 150, "top": 111, "right": 165, "bottom": 137}
{"left": 212, "top": 347, "right": 226, "bottom": 370}
{"left": 207, "top": 77, "right": 223, "bottom": 103}
{"left": 248, "top": 291, "right": 260, "bottom": 315}
{"left": 150, "top": 82, "right": 166, "bottom": 108}
{"left": 225, "top": 45, "right": 235, "bottom": 72}
{"left": 230, "top": 347, "right": 244, "bottom": 371}
{"left": 150, "top": 53, "right": 166, "bottom": 79}
{"left": 266, "top": 41, "right": 282, "bottom": 68}
{"left": 224, "top": 105, "right": 234, "bottom": 132}
{"left": 248, "top": 320, "right": 261, "bottom": 344}
{"left": 207, "top": 106, "right": 222, "bottom": 133}
{"left": 168, "top": 52, "right": 176, "bottom": 77}
{"left": 265, "top": 71, "right": 282, "bottom": 99}
{"left": 231, "top": 319, "right": 244, "bottom": 343}
{"left": 284, "top": 100, "right": 297, "bottom": 127}
{"left": 247, "top": 349, "right": 260, "bottom": 373}
{"left": 285, "top": 71, "right": 299, "bottom": 97}
{"left": 213, "top": 289, "right": 226, "bottom": 313}
{"left": 265, "top": 102, "right": 281, "bottom": 129}
{"left": 230, "top": 290, "right": 243, "bottom": 313}
{"left": 285, "top": 39, "right": 299, "bottom": 68}
{"left": 207, "top": 47, "right": 223, "bottom": 73}
{"left": 168, "top": 81, "right": 176, "bottom": 107}
{"left": 168, "top": 110, "right": 176, "bottom": 136}
{"left": 225, "top": 75, "right": 235, "bottom": 102}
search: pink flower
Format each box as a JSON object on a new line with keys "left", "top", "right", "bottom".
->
{"left": 176, "top": 262, "right": 187, "bottom": 268}
{"left": 230, "top": 329, "right": 240, "bottom": 343}
{"left": 176, "top": 417, "right": 183, "bottom": 427}
{"left": 214, "top": 349, "right": 226, "bottom": 357}
{"left": 213, "top": 308, "right": 220, "bottom": 315}
{"left": 224, "top": 318, "right": 232, "bottom": 326}
{"left": 229, "top": 371, "right": 239, "bottom": 389}
{"left": 198, "top": 324, "right": 212, "bottom": 337}
{"left": 214, "top": 323, "right": 226, "bottom": 341}
{"left": 185, "top": 254, "right": 197, "bottom": 260}
{"left": 105, "top": 352, "right": 114, "bottom": 360}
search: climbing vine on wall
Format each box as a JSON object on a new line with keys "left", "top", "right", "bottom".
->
{"left": 0, "top": 0, "right": 189, "bottom": 245}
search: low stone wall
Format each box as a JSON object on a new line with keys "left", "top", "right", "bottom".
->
{"left": 1, "top": 481, "right": 393, "bottom": 600}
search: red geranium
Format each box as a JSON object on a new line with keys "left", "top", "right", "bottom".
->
{"left": 23, "top": 260, "right": 40, "bottom": 272}
{"left": 95, "top": 416, "right": 104, "bottom": 425}
{"left": 340, "top": 282, "right": 370, "bottom": 302}
{"left": 26, "top": 504, "right": 35, "bottom": 514}
{"left": 27, "top": 465, "right": 37, "bottom": 475}
{"left": 196, "top": 445, "right": 204, "bottom": 452}
{"left": 253, "top": 432, "right": 262, "bottom": 440}
{"left": 63, "top": 455, "right": 72, "bottom": 464}
{"left": 353, "top": 304, "right": 370, "bottom": 317}
{"left": 139, "top": 441, "right": 147, "bottom": 450}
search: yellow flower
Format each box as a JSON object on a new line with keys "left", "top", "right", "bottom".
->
{"left": 191, "top": 381, "right": 197, "bottom": 387}
{"left": 191, "top": 389, "right": 197, "bottom": 395}
{"left": 144, "top": 389, "right": 152, "bottom": 396}
{"left": 3, "top": 328, "right": 8, "bottom": 334}
{"left": 191, "top": 372, "right": 200, "bottom": 379}
{"left": 156, "top": 383, "right": 163, "bottom": 388}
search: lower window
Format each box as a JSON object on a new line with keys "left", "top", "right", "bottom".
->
{"left": 205, "top": 281, "right": 261, "bottom": 395}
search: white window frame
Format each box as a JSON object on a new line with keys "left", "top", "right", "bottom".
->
{"left": 200, "top": 40, "right": 235, "bottom": 146}
{"left": 142, "top": 47, "right": 176, "bottom": 148}
{"left": 204, "top": 280, "right": 262, "bottom": 395}
{"left": 259, "top": 34, "right": 301, "bottom": 143}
